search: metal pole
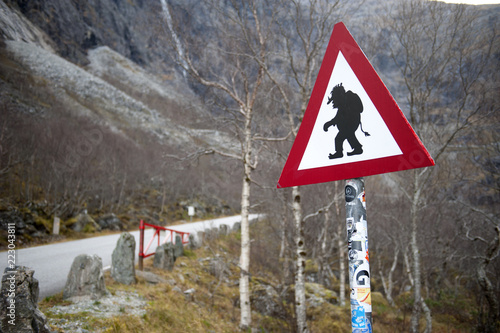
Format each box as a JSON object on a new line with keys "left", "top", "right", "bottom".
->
{"left": 345, "top": 178, "right": 372, "bottom": 332}
{"left": 139, "top": 219, "right": 144, "bottom": 271}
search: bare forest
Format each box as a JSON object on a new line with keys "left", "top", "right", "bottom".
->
{"left": 0, "top": 0, "right": 499, "bottom": 332}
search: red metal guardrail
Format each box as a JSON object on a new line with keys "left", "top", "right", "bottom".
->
{"left": 138, "top": 220, "right": 189, "bottom": 270}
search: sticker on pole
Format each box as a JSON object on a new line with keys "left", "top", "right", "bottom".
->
{"left": 277, "top": 22, "right": 434, "bottom": 188}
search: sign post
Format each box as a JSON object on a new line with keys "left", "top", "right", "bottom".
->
{"left": 276, "top": 22, "right": 434, "bottom": 332}
{"left": 345, "top": 178, "right": 372, "bottom": 332}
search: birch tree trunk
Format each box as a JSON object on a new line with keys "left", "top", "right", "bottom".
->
{"left": 293, "top": 185, "right": 308, "bottom": 333}
{"left": 262, "top": 3, "right": 344, "bottom": 330}
{"left": 476, "top": 228, "right": 500, "bottom": 327}
{"left": 279, "top": 193, "right": 291, "bottom": 286}
{"left": 380, "top": 2, "right": 496, "bottom": 331}
{"left": 409, "top": 200, "right": 421, "bottom": 333}
{"left": 318, "top": 208, "right": 330, "bottom": 287}
{"left": 239, "top": 111, "right": 253, "bottom": 330}
{"left": 380, "top": 247, "right": 399, "bottom": 307}
{"left": 239, "top": 174, "right": 251, "bottom": 329}
{"left": 160, "top": 2, "right": 270, "bottom": 330}
{"left": 409, "top": 173, "right": 431, "bottom": 333}
{"left": 466, "top": 222, "right": 500, "bottom": 330}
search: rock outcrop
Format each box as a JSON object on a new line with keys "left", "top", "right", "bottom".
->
{"left": 153, "top": 243, "right": 175, "bottom": 271}
{"left": 63, "top": 254, "right": 108, "bottom": 300}
{"left": 111, "top": 232, "right": 136, "bottom": 285}
{"left": 173, "top": 235, "right": 184, "bottom": 260}
{"left": 96, "top": 214, "right": 123, "bottom": 231}
{"left": 0, "top": 266, "right": 51, "bottom": 333}
{"left": 251, "top": 282, "right": 286, "bottom": 320}
{"left": 70, "top": 212, "right": 101, "bottom": 233}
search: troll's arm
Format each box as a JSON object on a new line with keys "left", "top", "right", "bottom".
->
{"left": 323, "top": 117, "right": 337, "bottom": 132}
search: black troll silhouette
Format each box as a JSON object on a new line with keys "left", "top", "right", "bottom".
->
{"left": 323, "top": 83, "right": 370, "bottom": 159}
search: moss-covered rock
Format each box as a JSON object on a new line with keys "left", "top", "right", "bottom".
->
{"left": 70, "top": 212, "right": 101, "bottom": 233}
{"left": 305, "top": 282, "right": 338, "bottom": 307}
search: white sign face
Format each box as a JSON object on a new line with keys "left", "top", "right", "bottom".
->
{"left": 298, "top": 51, "right": 402, "bottom": 171}
{"left": 188, "top": 206, "right": 195, "bottom": 216}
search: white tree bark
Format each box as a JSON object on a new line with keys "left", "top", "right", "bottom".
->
{"left": 239, "top": 172, "right": 251, "bottom": 329}
{"left": 293, "top": 185, "right": 308, "bottom": 333}
{"left": 380, "top": 247, "right": 399, "bottom": 307}
{"left": 239, "top": 111, "right": 253, "bottom": 330}
{"left": 409, "top": 173, "right": 432, "bottom": 333}
{"left": 279, "top": 193, "right": 291, "bottom": 286}
{"left": 317, "top": 208, "right": 329, "bottom": 286}
{"left": 403, "top": 246, "right": 414, "bottom": 288}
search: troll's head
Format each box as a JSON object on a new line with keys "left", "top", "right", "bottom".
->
{"left": 327, "top": 83, "right": 346, "bottom": 108}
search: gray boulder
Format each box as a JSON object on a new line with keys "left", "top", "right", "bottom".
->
{"left": 153, "top": 243, "right": 175, "bottom": 271}
{"left": 232, "top": 222, "right": 241, "bottom": 232}
{"left": 71, "top": 212, "right": 101, "bottom": 233}
{"left": 63, "top": 254, "right": 108, "bottom": 300}
{"left": 205, "top": 227, "right": 218, "bottom": 240}
{"left": 187, "top": 234, "right": 200, "bottom": 250}
{"left": 135, "top": 270, "right": 167, "bottom": 285}
{"left": 188, "top": 231, "right": 203, "bottom": 250}
{"left": 251, "top": 283, "right": 286, "bottom": 319}
{"left": 0, "top": 266, "right": 51, "bottom": 333}
{"left": 219, "top": 224, "right": 229, "bottom": 235}
{"left": 173, "top": 235, "right": 184, "bottom": 260}
{"left": 207, "top": 256, "right": 230, "bottom": 281}
{"left": 111, "top": 232, "right": 136, "bottom": 285}
{"left": 96, "top": 214, "right": 123, "bottom": 231}
{"left": 196, "top": 231, "right": 205, "bottom": 244}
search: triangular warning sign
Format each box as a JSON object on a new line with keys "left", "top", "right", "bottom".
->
{"left": 277, "top": 22, "right": 434, "bottom": 188}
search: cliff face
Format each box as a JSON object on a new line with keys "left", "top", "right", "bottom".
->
{"left": 3, "top": 0, "right": 159, "bottom": 66}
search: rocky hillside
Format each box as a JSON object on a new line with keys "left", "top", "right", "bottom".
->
{"left": 0, "top": 0, "right": 242, "bottom": 246}
{"left": 0, "top": 0, "right": 236, "bottom": 151}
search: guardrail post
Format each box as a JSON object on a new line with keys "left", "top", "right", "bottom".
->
{"left": 138, "top": 220, "right": 190, "bottom": 264}
{"left": 139, "top": 219, "right": 144, "bottom": 271}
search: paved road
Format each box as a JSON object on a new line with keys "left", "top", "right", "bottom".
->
{"left": 1, "top": 214, "right": 259, "bottom": 299}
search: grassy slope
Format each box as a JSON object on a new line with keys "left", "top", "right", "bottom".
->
{"left": 39, "top": 220, "right": 476, "bottom": 333}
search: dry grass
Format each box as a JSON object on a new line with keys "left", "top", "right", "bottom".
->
{"left": 38, "top": 223, "right": 478, "bottom": 333}
{"left": 40, "top": 234, "right": 249, "bottom": 332}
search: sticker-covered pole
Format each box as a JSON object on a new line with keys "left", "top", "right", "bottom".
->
{"left": 345, "top": 178, "right": 372, "bottom": 332}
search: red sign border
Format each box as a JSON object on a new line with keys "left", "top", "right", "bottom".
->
{"left": 277, "top": 22, "right": 434, "bottom": 188}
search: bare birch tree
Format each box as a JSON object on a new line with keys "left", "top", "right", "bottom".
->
{"left": 263, "top": 1, "right": 346, "bottom": 331}
{"left": 378, "top": 1, "right": 498, "bottom": 332}
{"left": 160, "top": 1, "right": 276, "bottom": 329}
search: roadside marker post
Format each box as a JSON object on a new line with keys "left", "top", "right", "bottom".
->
{"left": 277, "top": 22, "right": 434, "bottom": 332}
{"left": 188, "top": 206, "right": 195, "bottom": 222}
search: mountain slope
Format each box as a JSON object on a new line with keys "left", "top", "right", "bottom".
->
{"left": 0, "top": 0, "right": 242, "bottom": 227}
{"left": 0, "top": 0, "right": 238, "bottom": 152}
